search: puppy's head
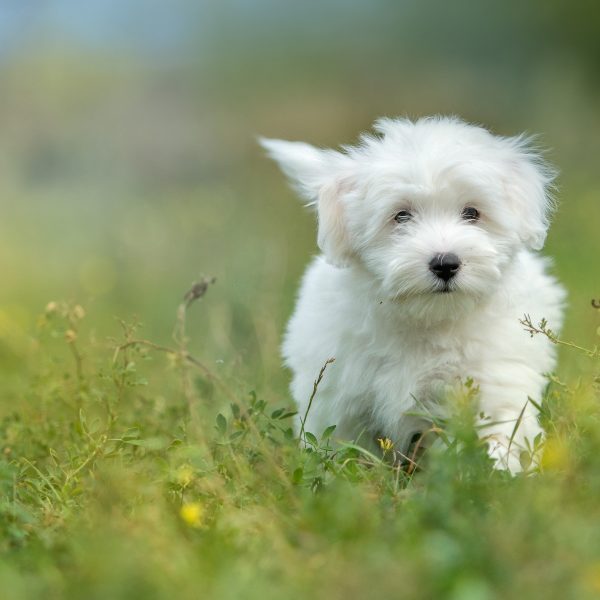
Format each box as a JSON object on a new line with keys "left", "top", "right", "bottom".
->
{"left": 261, "top": 116, "right": 556, "bottom": 319}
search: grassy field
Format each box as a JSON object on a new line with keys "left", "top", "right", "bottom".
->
{"left": 1, "top": 275, "right": 600, "bottom": 600}
{"left": 1, "top": 3, "right": 600, "bottom": 599}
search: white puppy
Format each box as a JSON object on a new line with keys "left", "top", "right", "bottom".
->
{"left": 261, "top": 116, "right": 565, "bottom": 472}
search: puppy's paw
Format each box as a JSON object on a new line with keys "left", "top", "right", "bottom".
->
{"left": 486, "top": 436, "right": 539, "bottom": 475}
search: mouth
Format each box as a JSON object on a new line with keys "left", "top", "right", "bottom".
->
{"left": 389, "top": 280, "right": 460, "bottom": 301}
{"left": 435, "top": 283, "right": 454, "bottom": 294}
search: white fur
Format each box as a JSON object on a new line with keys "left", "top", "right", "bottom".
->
{"left": 261, "top": 116, "right": 565, "bottom": 473}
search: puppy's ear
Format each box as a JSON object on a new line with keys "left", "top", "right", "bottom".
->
{"left": 259, "top": 138, "right": 354, "bottom": 267}
{"left": 502, "top": 136, "right": 557, "bottom": 251}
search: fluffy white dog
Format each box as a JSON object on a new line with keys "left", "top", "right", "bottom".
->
{"left": 261, "top": 116, "right": 565, "bottom": 472}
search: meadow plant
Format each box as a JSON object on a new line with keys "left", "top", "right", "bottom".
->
{"left": 0, "top": 287, "right": 599, "bottom": 599}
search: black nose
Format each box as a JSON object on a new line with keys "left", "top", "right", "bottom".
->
{"left": 429, "top": 253, "right": 461, "bottom": 282}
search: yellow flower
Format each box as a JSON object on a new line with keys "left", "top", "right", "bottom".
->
{"left": 377, "top": 437, "right": 394, "bottom": 452}
{"left": 541, "top": 437, "right": 570, "bottom": 471}
{"left": 581, "top": 562, "right": 600, "bottom": 594}
{"left": 180, "top": 502, "right": 203, "bottom": 528}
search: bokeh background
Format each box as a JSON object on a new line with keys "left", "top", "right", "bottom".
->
{"left": 0, "top": 0, "right": 599, "bottom": 401}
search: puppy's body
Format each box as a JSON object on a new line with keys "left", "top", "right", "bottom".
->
{"left": 262, "top": 116, "right": 565, "bottom": 472}
{"left": 286, "top": 250, "right": 562, "bottom": 467}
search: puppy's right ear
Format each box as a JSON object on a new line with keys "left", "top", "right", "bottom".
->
{"left": 259, "top": 137, "right": 354, "bottom": 267}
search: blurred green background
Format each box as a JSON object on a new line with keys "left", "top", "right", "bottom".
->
{"left": 0, "top": 0, "right": 599, "bottom": 402}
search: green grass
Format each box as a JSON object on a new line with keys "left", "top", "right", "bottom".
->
{"left": 1, "top": 284, "right": 599, "bottom": 600}
{"left": 0, "top": 20, "right": 599, "bottom": 598}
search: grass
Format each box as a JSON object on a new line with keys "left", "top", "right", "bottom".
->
{"left": 0, "top": 23, "right": 599, "bottom": 598}
{"left": 0, "top": 279, "right": 599, "bottom": 600}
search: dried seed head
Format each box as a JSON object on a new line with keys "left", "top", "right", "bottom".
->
{"left": 65, "top": 329, "right": 78, "bottom": 343}
{"left": 72, "top": 305, "right": 86, "bottom": 320}
{"left": 183, "top": 277, "right": 216, "bottom": 307}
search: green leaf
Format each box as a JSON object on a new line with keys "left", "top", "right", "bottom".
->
{"left": 279, "top": 411, "right": 297, "bottom": 420}
{"left": 527, "top": 396, "right": 543, "bottom": 413}
{"left": 304, "top": 432, "right": 318, "bottom": 447}
{"left": 292, "top": 467, "right": 304, "bottom": 484}
{"left": 321, "top": 425, "right": 336, "bottom": 440}
{"left": 216, "top": 413, "right": 227, "bottom": 434}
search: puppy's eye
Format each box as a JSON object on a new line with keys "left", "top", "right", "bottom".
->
{"left": 461, "top": 207, "right": 480, "bottom": 221}
{"left": 394, "top": 210, "right": 412, "bottom": 223}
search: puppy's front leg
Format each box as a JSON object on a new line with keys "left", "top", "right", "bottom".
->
{"left": 476, "top": 374, "right": 545, "bottom": 473}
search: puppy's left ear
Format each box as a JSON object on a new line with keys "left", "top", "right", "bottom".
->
{"left": 259, "top": 137, "right": 355, "bottom": 267}
{"left": 502, "top": 137, "right": 557, "bottom": 251}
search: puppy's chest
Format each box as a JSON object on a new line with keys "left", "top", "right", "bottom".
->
{"left": 370, "top": 332, "right": 467, "bottom": 399}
